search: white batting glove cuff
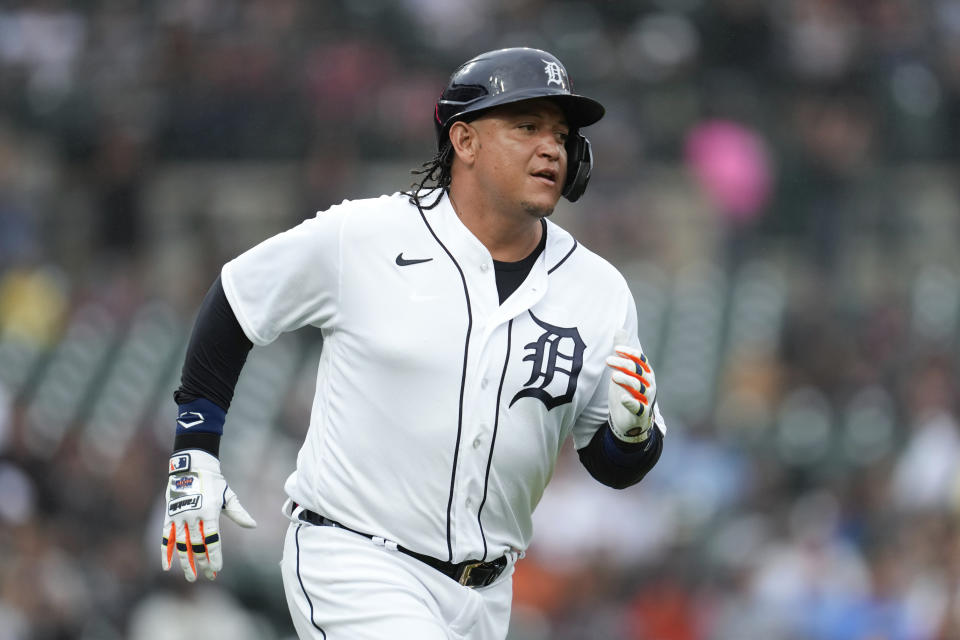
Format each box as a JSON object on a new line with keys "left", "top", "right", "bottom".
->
{"left": 161, "top": 449, "right": 256, "bottom": 582}
{"left": 606, "top": 335, "right": 659, "bottom": 444}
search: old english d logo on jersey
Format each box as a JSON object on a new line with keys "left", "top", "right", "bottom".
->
{"left": 510, "top": 311, "right": 585, "bottom": 410}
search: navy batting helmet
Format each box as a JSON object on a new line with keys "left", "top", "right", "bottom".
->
{"left": 435, "top": 48, "right": 606, "bottom": 202}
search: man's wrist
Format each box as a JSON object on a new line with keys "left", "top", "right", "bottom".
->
{"left": 176, "top": 397, "right": 226, "bottom": 435}
{"left": 606, "top": 421, "right": 659, "bottom": 454}
{"left": 608, "top": 417, "right": 653, "bottom": 445}
{"left": 173, "top": 397, "right": 226, "bottom": 456}
{"left": 173, "top": 432, "right": 221, "bottom": 457}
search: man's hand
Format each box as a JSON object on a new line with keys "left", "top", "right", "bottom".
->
{"left": 606, "top": 330, "right": 659, "bottom": 443}
{"left": 161, "top": 450, "right": 257, "bottom": 581}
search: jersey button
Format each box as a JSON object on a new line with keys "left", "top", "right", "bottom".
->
{"left": 473, "top": 437, "right": 482, "bottom": 449}
{"left": 480, "top": 263, "right": 489, "bottom": 272}
{"left": 481, "top": 378, "right": 489, "bottom": 389}
{"left": 466, "top": 498, "right": 473, "bottom": 508}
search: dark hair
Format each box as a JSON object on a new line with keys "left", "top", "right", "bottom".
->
{"left": 403, "top": 143, "right": 453, "bottom": 210}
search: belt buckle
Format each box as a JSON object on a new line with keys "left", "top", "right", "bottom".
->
{"left": 457, "top": 561, "right": 485, "bottom": 587}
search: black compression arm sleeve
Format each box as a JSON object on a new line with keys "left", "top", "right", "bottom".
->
{"left": 172, "top": 276, "right": 253, "bottom": 453}
{"left": 577, "top": 422, "right": 663, "bottom": 490}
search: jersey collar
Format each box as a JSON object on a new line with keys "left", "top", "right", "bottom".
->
{"left": 427, "top": 191, "right": 578, "bottom": 277}
{"left": 419, "top": 192, "right": 579, "bottom": 336}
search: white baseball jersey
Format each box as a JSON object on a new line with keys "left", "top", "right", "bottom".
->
{"left": 221, "top": 191, "right": 657, "bottom": 564}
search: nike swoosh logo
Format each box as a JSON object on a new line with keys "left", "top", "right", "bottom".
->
{"left": 396, "top": 253, "right": 433, "bottom": 266}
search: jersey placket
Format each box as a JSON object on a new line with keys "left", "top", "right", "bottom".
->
{"left": 449, "top": 253, "right": 549, "bottom": 562}
{"left": 441, "top": 250, "right": 495, "bottom": 561}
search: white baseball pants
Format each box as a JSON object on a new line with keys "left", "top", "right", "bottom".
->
{"left": 280, "top": 520, "right": 515, "bottom": 639}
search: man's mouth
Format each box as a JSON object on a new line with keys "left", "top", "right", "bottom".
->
{"left": 532, "top": 168, "right": 558, "bottom": 185}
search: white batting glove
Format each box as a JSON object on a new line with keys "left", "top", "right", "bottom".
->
{"left": 161, "top": 450, "right": 257, "bottom": 582}
{"left": 606, "top": 330, "right": 659, "bottom": 443}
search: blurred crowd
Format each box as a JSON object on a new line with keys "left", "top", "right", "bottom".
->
{"left": 3, "top": 1, "right": 960, "bottom": 639}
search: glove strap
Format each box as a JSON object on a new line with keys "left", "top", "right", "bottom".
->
{"left": 169, "top": 448, "right": 222, "bottom": 473}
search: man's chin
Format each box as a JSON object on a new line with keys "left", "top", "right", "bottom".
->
{"left": 520, "top": 199, "right": 556, "bottom": 218}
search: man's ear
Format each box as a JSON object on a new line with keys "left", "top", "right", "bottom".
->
{"left": 448, "top": 121, "right": 478, "bottom": 166}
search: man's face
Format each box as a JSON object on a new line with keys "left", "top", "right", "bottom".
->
{"left": 469, "top": 98, "right": 570, "bottom": 219}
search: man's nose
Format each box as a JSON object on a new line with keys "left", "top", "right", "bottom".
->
{"left": 539, "top": 135, "right": 562, "bottom": 159}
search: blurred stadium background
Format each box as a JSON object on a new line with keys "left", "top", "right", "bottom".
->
{"left": 3, "top": 1, "right": 960, "bottom": 638}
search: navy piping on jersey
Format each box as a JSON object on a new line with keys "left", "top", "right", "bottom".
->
{"left": 414, "top": 198, "right": 473, "bottom": 564}
{"left": 548, "top": 239, "right": 578, "bottom": 274}
{"left": 477, "top": 317, "right": 513, "bottom": 561}
{"left": 295, "top": 524, "right": 327, "bottom": 638}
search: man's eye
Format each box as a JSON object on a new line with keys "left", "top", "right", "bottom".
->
{"left": 519, "top": 123, "right": 536, "bottom": 131}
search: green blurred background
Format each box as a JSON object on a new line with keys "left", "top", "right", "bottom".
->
{"left": 3, "top": 1, "right": 960, "bottom": 639}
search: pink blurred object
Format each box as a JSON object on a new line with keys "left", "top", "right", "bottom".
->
{"left": 684, "top": 120, "right": 773, "bottom": 223}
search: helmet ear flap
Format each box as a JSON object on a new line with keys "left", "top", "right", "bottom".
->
{"left": 562, "top": 132, "right": 593, "bottom": 202}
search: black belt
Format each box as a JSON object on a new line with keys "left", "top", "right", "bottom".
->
{"left": 297, "top": 508, "right": 507, "bottom": 588}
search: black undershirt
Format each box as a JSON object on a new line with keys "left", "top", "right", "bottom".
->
{"left": 172, "top": 277, "right": 253, "bottom": 453}
{"left": 493, "top": 219, "right": 547, "bottom": 304}
{"left": 174, "top": 277, "right": 253, "bottom": 409}
{"left": 172, "top": 222, "right": 661, "bottom": 488}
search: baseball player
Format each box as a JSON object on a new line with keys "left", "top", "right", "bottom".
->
{"left": 160, "top": 47, "right": 666, "bottom": 639}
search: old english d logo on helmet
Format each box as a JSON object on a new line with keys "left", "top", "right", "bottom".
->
{"left": 434, "top": 48, "right": 606, "bottom": 202}
{"left": 542, "top": 59, "right": 566, "bottom": 87}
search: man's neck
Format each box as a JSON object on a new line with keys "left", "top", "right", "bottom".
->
{"left": 448, "top": 187, "right": 544, "bottom": 262}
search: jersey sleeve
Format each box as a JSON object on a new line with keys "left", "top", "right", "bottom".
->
{"left": 221, "top": 204, "right": 347, "bottom": 346}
